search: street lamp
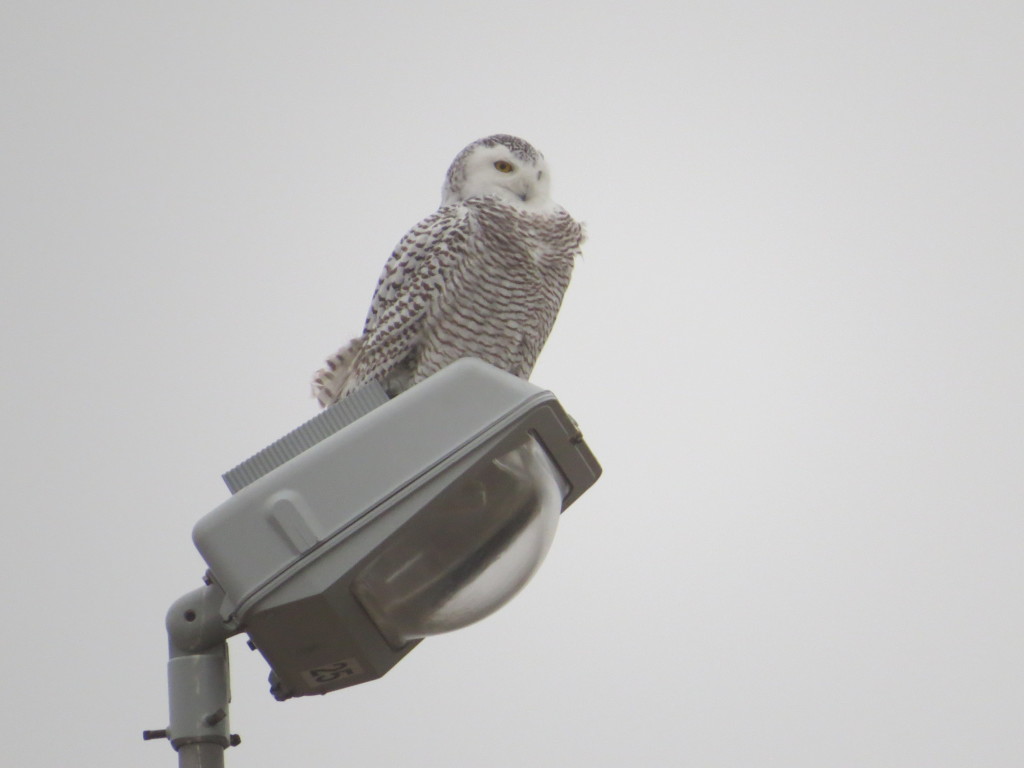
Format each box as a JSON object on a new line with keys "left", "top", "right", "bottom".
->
{"left": 144, "top": 358, "right": 601, "bottom": 767}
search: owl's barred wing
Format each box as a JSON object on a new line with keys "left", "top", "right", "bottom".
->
{"left": 362, "top": 205, "right": 468, "bottom": 331}
{"left": 321, "top": 204, "right": 470, "bottom": 399}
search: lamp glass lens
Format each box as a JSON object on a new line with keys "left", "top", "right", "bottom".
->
{"left": 352, "top": 434, "right": 567, "bottom": 646}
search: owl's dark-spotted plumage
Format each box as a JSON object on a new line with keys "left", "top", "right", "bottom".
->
{"left": 312, "top": 135, "right": 584, "bottom": 406}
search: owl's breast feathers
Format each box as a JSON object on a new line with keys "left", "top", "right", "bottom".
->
{"left": 467, "top": 197, "right": 585, "bottom": 264}
{"left": 410, "top": 196, "right": 583, "bottom": 382}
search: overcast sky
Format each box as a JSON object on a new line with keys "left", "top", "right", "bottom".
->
{"left": 3, "top": 2, "right": 1023, "bottom": 766}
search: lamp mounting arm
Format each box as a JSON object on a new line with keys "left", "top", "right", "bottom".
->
{"left": 144, "top": 580, "right": 242, "bottom": 768}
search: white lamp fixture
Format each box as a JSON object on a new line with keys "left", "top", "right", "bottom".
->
{"left": 144, "top": 359, "right": 601, "bottom": 767}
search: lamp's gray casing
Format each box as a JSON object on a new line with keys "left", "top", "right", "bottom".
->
{"left": 192, "top": 359, "right": 601, "bottom": 699}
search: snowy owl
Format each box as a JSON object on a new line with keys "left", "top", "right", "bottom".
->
{"left": 312, "top": 135, "right": 584, "bottom": 407}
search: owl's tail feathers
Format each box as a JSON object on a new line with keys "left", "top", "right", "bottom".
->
{"left": 311, "top": 337, "right": 363, "bottom": 408}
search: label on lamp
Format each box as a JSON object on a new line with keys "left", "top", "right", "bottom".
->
{"left": 300, "top": 658, "right": 365, "bottom": 688}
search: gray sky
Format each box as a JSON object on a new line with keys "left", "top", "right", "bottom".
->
{"left": 3, "top": 2, "right": 1022, "bottom": 766}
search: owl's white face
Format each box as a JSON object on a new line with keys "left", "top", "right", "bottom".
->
{"left": 442, "top": 143, "right": 553, "bottom": 210}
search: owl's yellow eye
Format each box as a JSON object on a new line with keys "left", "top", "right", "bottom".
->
{"left": 493, "top": 160, "right": 514, "bottom": 173}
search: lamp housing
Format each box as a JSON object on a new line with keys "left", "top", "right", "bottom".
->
{"left": 192, "top": 359, "right": 600, "bottom": 699}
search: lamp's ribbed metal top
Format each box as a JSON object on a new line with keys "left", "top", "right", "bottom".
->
{"left": 222, "top": 382, "right": 389, "bottom": 494}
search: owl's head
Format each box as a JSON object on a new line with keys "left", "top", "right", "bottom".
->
{"left": 441, "top": 135, "right": 553, "bottom": 210}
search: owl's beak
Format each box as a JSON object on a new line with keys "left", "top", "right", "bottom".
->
{"left": 510, "top": 177, "right": 533, "bottom": 203}
{"left": 497, "top": 175, "right": 535, "bottom": 205}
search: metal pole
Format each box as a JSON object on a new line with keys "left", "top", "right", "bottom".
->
{"left": 176, "top": 742, "right": 231, "bottom": 768}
